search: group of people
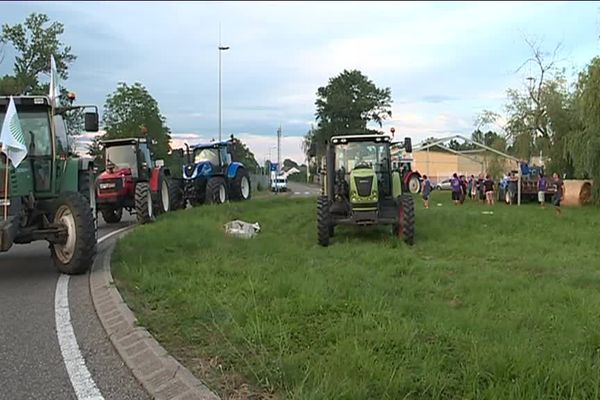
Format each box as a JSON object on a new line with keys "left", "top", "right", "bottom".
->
{"left": 421, "top": 173, "right": 495, "bottom": 209}
{"left": 420, "top": 172, "right": 565, "bottom": 215}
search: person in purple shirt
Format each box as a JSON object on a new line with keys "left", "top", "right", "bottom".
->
{"left": 450, "top": 173, "right": 461, "bottom": 205}
{"left": 538, "top": 173, "right": 547, "bottom": 208}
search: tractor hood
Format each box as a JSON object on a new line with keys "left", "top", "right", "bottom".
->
{"left": 98, "top": 166, "right": 132, "bottom": 181}
{"left": 350, "top": 167, "right": 378, "bottom": 205}
{"left": 183, "top": 161, "right": 213, "bottom": 180}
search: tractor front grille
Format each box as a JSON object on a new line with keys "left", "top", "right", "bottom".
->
{"left": 354, "top": 176, "right": 373, "bottom": 197}
{"left": 97, "top": 178, "right": 122, "bottom": 194}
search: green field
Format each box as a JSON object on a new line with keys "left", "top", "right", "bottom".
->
{"left": 113, "top": 192, "right": 600, "bottom": 399}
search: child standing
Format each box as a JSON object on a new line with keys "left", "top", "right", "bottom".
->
{"left": 552, "top": 172, "right": 565, "bottom": 216}
{"left": 450, "top": 173, "right": 461, "bottom": 206}
{"left": 422, "top": 175, "right": 431, "bottom": 209}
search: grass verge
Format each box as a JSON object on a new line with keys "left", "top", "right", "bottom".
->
{"left": 113, "top": 192, "right": 600, "bottom": 399}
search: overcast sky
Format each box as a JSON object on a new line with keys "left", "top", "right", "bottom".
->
{"left": 1, "top": 1, "right": 599, "bottom": 163}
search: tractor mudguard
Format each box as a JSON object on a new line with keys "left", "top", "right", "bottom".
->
{"left": 392, "top": 171, "right": 402, "bottom": 197}
{"left": 149, "top": 168, "right": 161, "bottom": 193}
{"left": 227, "top": 162, "right": 244, "bottom": 179}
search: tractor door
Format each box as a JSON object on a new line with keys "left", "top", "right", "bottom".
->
{"left": 21, "top": 111, "right": 54, "bottom": 194}
{"left": 138, "top": 143, "right": 153, "bottom": 180}
{"left": 216, "top": 145, "right": 229, "bottom": 174}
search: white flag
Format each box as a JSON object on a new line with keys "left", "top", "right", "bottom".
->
{"left": 0, "top": 97, "right": 27, "bottom": 168}
{"left": 49, "top": 55, "right": 59, "bottom": 106}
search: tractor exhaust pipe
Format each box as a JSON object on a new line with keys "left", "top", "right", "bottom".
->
{"left": 326, "top": 142, "right": 335, "bottom": 199}
{"left": 184, "top": 143, "right": 191, "bottom": 164}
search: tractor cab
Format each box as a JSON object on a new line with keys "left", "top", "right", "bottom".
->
{"left": 183, "top": 140, "right": 233, "bottom": 180}
{"left": 101, "top": 138, "right": 155, "bottom": 180}
{"left": 317, "top": 134, "right": 415, "bottom": 247}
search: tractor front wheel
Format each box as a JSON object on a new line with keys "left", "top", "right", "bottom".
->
{"left": 168, "top": 178, "right": 184, "bottom": 210}
{"left": 408, "top": 175, "right": 421, "bottom": 194}
{"left": 50, "top": 192, "right": 97, "bottom": 275}
{"left": 205, "top": 177, "right": 228, "bottom": 204}
{"left": 230, "top": 168, "right": 252, "bottom": 201}
{"left": 317, "top": 196, "right": 331, "bottom": 246}
{"left": 135, "top": 182, "right": 155, "bottom": 224}
{"left": 393, "top": 194, "right": 415, "bottom": 245}
{"left": 101, "top": 207, "right": 123, "bottom": 224}
{"left": 158, "top": 177, "right": 171, "bottom": 213}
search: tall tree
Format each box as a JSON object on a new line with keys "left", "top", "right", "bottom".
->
{"left": 1, "top": 13, "right": 76, "bottom": 94}
{"left": 304, "top": 70, "right": 392, "bottom": 159}
{"left": 102, "top": 82, "right": 172, "bottom": 160}
{"left": 571, "top": 56, "right": 600, "bottom": 203}
{"left": 229, "top": 135, "right": 259, "bottom": 173}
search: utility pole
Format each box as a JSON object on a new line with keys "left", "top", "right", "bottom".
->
{"left": 218, "top": 24, "right": 229, "bottom": 142}
{"left": 277, "top": 125, "right": 282, "bottom": 177}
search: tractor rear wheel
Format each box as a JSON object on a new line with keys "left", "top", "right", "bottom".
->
{"left": 78, "top": 168, "right": 97, "bottom": 231}
{"left": 135, "top": 182, "right": 155, "bottom": 224}
{"left": 50, "top": 191, "right": 96, "bottom": 275}
{"left": 230, "top": 168, "right": 252, "bottom": 201}
{"left": 393, "top": 194, "right": 415, "bottom": 245}
{"left": 317, "top": 196, "right": 331, "bottom": 246}
{"left": 205, "top": 177, "right": 228, "bottom": 204}
{"left": 101, "top": 207, "right": 123, "bottom": 224}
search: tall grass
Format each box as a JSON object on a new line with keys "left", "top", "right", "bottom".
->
{"left": 114, "top": 193, "right": 600, "bottom": 399}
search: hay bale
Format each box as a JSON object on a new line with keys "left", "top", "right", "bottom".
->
{"left": 562, "top": 180, "right": 593, "bottom": 206}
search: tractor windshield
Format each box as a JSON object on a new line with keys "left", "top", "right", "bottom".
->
{"left": 335, "top": 142, "right": 390, "bottom": 175}
{"left": 105, "top": 144, "right": 138, "bottom": 174}
{"left": 194, "top": 148, "right": 219, "bottom": 164}
{"left": 0, "top": 110, "right": 52, "bottom": 156}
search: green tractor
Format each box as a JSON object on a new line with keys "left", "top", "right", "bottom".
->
{"left": 317, "top": 134, "right": 415, "bottom": 246}
{"left": 0, "top": 95, "right": 99, "bottom": 274}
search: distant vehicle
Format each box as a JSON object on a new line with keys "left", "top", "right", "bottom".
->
{"left": 271, "top": 175, "right": 287, "bottom": 192}
{"left": 435, "top": 179, "right": 452, "bottom": 191}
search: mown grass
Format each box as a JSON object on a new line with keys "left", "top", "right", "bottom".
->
{"left": 113, "top": 192, "right": 600, "bottom": 399}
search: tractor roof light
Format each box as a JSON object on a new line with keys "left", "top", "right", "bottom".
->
{"left": 67, "top": 92, "right": 76, "bottom": 102}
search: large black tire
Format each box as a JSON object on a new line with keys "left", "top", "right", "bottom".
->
{"left": 205, "top": 177, "right": 228, "bottom": 204}
{"left": 135, "top": 182, "right": 155, "bottom": 224}
{"left": 393, "top": 194, "right": 415, "bottom": 245}
{"left": 317, "top": 196, "right": 331, "bottom": 246}
{"left": 168, "top": 178, "right": 184, "bottom": 210}
{"left": 230, "top": 168, "right": 252, "bottom": 201}
{"left": 101, "top": 207, "right": 122, "bottom": 224}
{"left": 50, "top": 191, "right": 97, "bottom": 275}
{"left": 78, "top": 168, "right": 97, "bottom": 230}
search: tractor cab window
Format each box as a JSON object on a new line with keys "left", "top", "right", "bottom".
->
{"left": 53, "top": 115, "right": 69, "bottom": 154}
{"left": 335, "top": 142, "right": 389, "bottom": 175}
{"left": 105, "top": 144, "right": 138, "bottom": 177}
{"left": 139, "top": 143, "right": 153, "bottom": 169}
{"left": 220, "top": 147, "right": 231, "bottom": 165}
{"left": 194, "top": 148, "right": 219, "bottom": 165}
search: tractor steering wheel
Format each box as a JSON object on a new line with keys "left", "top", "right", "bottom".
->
{"left": 354, "top": 161, "right": 371, "bottom": 170}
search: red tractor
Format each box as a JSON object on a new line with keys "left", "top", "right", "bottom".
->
{"left": 95, "top": 137, "right": 181, "bottom": 224}
{"left": 391, "top": 141, "right": 422, "bottom": 193}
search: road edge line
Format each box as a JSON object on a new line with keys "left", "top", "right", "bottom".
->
{"left": 55, "top": 274, "right": 105, "bottom": 400}
{"left": 89, "top": 227, "right": 220, "bottom": 400}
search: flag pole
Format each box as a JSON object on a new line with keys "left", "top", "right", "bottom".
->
{"left": 3, "top": 154, "right": 9, "bottom": 220}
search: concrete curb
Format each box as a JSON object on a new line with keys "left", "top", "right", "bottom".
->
{"left": 90, "top": 228, "right": 220, "bottom": 400}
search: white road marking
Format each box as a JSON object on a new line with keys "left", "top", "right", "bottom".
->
{"left": 304, "top": 191, "right": 310, "bottom": 195}
{"left": 294, "top": 192, "right": 301, "bottom": 195}
{"left": 55, "top": 225, "right": 132, "bottom": 400}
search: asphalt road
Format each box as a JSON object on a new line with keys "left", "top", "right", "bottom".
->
{"left": 285, "top": 181, "right": 321, "bottom": 197}
{"left": 0, "top": 212, "right": 150, "bottom": 400}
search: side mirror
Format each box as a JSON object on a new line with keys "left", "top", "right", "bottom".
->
{"left": 84, "top": 112, "right": 99, "bottom": 132}
{"left": 404, "top": 137, "right": 412, "bottom": 153}
{"left": 155, "top": 159, "right": 164, "bottom": 167}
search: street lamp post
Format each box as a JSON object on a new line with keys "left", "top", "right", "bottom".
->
{"left": 218, "top": 44, "right": 230, "bottom": 142}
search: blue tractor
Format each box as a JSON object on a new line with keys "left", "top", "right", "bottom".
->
{"left": 182, "top": 138, "right": 252, "bottom": 206}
